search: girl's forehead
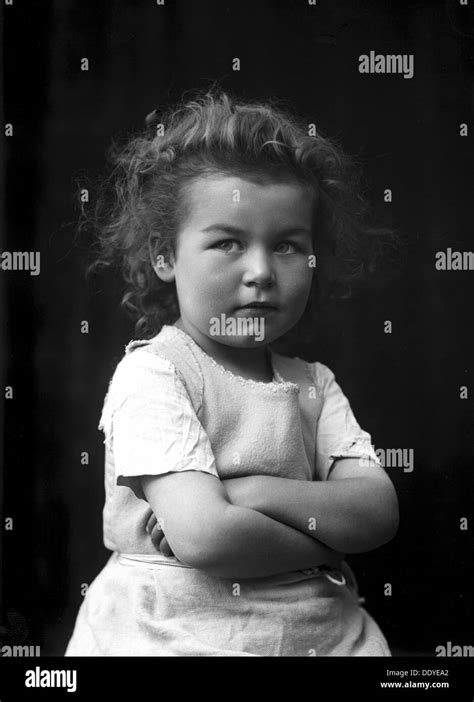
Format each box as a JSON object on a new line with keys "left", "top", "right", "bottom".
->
{"left": 180, "top": 175, "right": 316, "bottom": 230}
{"left": 188, "top": 172, "right": 311, "bottom": 191}
{"left": 184, "top": 174, "right": 315, "bottom": 208}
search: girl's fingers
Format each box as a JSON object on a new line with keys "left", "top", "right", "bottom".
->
{"left": 145, "top": 513, "right": 158, "bottom": 534}
{"left": 159, "top": 536, "right": 174, "bottom": 557}
{"left": 146, "top": 513, "right": 169, "bottom": 552}
{"left": 150, "top": 525, "right": 167, "bottom": 551}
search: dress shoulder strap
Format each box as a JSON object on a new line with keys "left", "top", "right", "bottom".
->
{"left": 124, "top": 333, "right": 204, "bottom": 415}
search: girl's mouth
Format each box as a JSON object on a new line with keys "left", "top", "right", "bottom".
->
{"left": 237, "top": 301, "right": 277, "bottom": 310}
{"left": 235, "top": 306, "right": 277, "bottom": 315}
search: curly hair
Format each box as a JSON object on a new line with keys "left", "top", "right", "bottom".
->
{"left": 81, "top": 87, "right": 400, "bottom": 353}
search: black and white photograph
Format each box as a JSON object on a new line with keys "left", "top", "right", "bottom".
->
{"left": 1, "top": 0, "right": 473, "bottom": 697}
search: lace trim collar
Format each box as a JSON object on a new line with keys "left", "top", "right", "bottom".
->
{"left": 128, "top": 325, "right": 300, "bottom": 393}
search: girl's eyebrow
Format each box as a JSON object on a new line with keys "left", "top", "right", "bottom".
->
{"left": 201, "top": 224, "right": 311, "bottom": 237}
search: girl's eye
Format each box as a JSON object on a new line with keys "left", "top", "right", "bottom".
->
{"left": 213, "top": 239, "right": 241, "bottom": 252}
{"left": 275, "top": 241, "right": 300, "bottom": 254}
{"left": 212, "top": 240, "right": 302, "bottom": 254}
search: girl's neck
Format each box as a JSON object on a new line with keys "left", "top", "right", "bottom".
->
{"left": 173, "top": 318, "right": 274, "bottom": 383}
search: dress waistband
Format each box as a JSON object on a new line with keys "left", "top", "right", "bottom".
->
{"left": 117, "top": 552, "right": 348, "bottom": 586}
{"left": 118, "top": 553, "right": 193, "bottom": 569}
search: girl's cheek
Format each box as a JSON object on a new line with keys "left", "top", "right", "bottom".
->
{"left": 290, "top": 261, "right": 313, "bottom": 286}
{"left": 285, "top": 275, "right": 313, "bottom": 301}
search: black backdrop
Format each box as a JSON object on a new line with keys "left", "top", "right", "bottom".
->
{"left": 1, "top": 0, "right": 473, "bottom": 657}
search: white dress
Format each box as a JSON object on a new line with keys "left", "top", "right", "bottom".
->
{"left": 65, "top": 324, "right": 391, "bottom": 656}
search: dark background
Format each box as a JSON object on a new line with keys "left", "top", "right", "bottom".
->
{"left": 1, "top": 0, "right": 473, "bottom": 657}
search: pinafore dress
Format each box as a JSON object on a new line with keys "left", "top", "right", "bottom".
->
{"left": 64, "top": 324, "right": 391, "bottom": 656}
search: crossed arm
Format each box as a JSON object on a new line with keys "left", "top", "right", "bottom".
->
{"left": 222, "top": 459, "right": 399, "bottom": 554}
{"left": 140, "top": 459, "right": 399, "bottom": 580}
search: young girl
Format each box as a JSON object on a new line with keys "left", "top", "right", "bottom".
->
{"left": 65, "top": 90, "right": 399, "bottom": 657}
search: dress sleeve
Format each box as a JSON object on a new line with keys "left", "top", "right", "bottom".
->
{"left": 312, "top": 362, "right": 382, "bottom": 481}
{"left": 98, "top": 350, "right": 220, "bottom": 494}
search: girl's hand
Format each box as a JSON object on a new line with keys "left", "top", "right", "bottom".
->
{"left": 145, "top": 512, "right": 175, "bottom": 557}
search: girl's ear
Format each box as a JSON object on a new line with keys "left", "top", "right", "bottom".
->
{"left": 150, "top": 244, "right": 176, "bottom": 283}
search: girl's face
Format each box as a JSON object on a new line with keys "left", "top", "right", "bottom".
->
{"left": 162, "top": 174, "right": 315, "bottom": 350}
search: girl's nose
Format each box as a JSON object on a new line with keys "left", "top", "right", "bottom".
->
{"left": 241, "top": 251, "right": 276, "bottom": 287}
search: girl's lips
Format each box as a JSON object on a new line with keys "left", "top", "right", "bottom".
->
{"left": 235, "top": 306, "right": 277, "bottom": 314}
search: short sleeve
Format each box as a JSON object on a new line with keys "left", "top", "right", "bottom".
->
{"left": 98, "top": 350, "right": 220, "bottom": 495}
{"left": 312, "top": 362, "right": 382, "bottom": 481}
